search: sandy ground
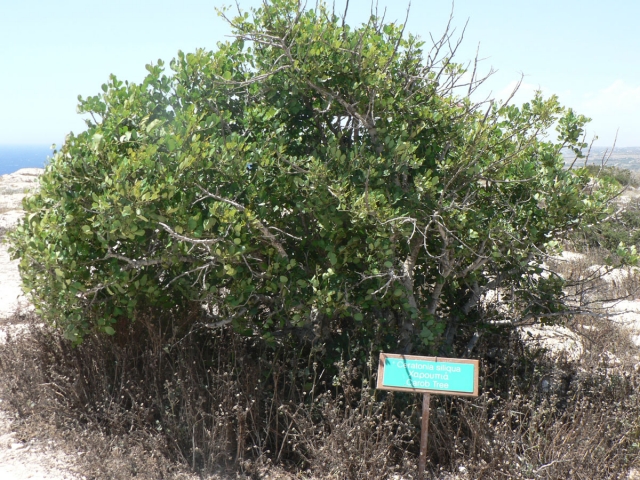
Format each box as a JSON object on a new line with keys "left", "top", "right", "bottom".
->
{"left": 0, "top": 242, "right": 30, "bottom": 320}
{"left": 0, "top": 169, "right": 81, "bottom": 479}
{"left": 0, "top": 169, "right": 38, "bottom": 319}
{"left": 0, "top": 409, "right": 79, "bottom": 480}
{"left": 0, "top": 169, "right": 41, "bottom": 319}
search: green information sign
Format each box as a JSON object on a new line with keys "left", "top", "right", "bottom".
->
{"left": 377, "top": 353, "right": 479, "bottom": 397}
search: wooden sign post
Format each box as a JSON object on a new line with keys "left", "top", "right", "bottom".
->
{"left": 377, "top": 353, "right": 480, "bottom": 479}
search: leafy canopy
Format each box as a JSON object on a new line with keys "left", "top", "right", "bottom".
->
{"left": 11, "top": 0, "right": 615, "bottom": 353}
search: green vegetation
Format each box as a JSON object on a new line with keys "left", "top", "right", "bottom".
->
{"left": 10, "top": 0, "right": 614, "bottom": 352}
{"left": 5, "top": 1, "right": 637, "bottom": 477}
{"left": 568, "top": 165, "right": 640, "bottom": 256}
{"left": 572, "top": 202, "right": 640, "bottom": 254}
{"left": 583, "top": 164, "right": 640, "bottom": 187}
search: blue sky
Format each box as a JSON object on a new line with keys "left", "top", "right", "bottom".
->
{"left": 1, "top": 0, "right": 639, "bottom": 147}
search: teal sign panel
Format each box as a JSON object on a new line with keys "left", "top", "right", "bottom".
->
{"left": 381, "top": 357, "right": 475, "bottom": 394}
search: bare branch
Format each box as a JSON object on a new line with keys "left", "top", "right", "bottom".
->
{"left": 196, "top": 185, "right": 289, "bottom": 259}
{"left": 165, "top": 264, "right": 213, "bottom": 287}
{"left": 341, "top": 0, "right": 349, "bottom": 28}
{"left": 268, "top": 225, "right": 303, "bottom": 241}
{"left": 104, "top": 251, "right": 164, "bottom": 268}
{"left": 159, "top": 222, "right": 223, "bottom": 245}
{"left": 204, "top": 307, "right": 248, "bottom": 329}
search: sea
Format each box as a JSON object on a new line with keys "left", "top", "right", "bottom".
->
{"left": 0, "top": 145, "right": 54, "bottom": 176}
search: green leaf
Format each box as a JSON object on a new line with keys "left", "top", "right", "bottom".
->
{"left": 10, "top": 0, "right": 611, "bottom": 356}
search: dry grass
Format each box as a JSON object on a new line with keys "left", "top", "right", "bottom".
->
{"left": 0, "top": 311, "right": 419, "bottom": 479}
{"left": 427, "top": 326, "right": 640, "bottom": 479}
{"left": 0, "top": 310, "right": 638, "bottom": 479}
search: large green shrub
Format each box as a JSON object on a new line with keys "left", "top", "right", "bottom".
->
{"left": 11, "top": 0, "right": 615, "bottom": 351}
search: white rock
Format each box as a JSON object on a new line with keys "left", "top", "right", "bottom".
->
{"left": 549, "top": 251, "right": 587, "bottom": 263}
{"left": 519, "top": 325, "right": 583, "bottom": 360}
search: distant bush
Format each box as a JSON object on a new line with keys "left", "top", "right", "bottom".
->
{"left": 570, "top": 201, "right": 640, "bottom": 255}
{"left": 583, "top": 164, "right": 640, "bottom": 187}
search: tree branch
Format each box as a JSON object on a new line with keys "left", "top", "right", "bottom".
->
{"left": 196, "top": 185, "right": 289, "bottom": 259}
